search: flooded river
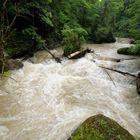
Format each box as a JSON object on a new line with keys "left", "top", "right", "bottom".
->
{"left": 0, "top": 39, "right": 140, "bottom": 140}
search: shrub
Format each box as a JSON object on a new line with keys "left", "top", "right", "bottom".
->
{"left": 62, "top": 25, "right": 88, "bottom": 56}
{"left": 22, "top": 26, "right": 46, "bottom": 49}
{"left": 6, "top": 31, "right": 34, "bottom": 58}
{"left": 93, "top": 27, "right": 115, "bottom": 43}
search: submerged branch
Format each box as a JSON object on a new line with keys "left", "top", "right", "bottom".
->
{"left": 44, "top": 46, "right": 61, "bottom": 63}
{"left": 0, "top": 74, "right": 18, "bottom": 82}
{"left": 99, "top": 66, "right": 138, "bottom": 78}
{"left": 104, "top": 69, "right": 116, "bottom": 87}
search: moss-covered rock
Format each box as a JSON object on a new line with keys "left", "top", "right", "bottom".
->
{"left": 117, "top": 44, "right": 140, "bottom": 56}
{"left": 68, "top": 114, "right": 135, "bottom": 140}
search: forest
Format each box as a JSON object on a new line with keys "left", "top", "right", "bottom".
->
{"left": 0, "top": 0, "right": 140, "bottom": 73}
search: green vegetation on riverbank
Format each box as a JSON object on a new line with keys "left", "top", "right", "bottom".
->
{"left": 0, "top": 0, "right": 140, "bottom": 68}
{"left": 0, "top": 0, "right": 122, "bottom": 73}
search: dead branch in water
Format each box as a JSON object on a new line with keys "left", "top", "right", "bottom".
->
{"left": 44, "top": 46, "right": 61, "bottom": 63}
{"left": 93, "top": 56, "right": 139, "bottom": 63}
{"left": 0, "top": 74, "right": 18, "bottom": 82}
{"left": 91, "top": 59, "right": 116, "bottom": 87}
{"left": 104, "top": 69, "right": 116, "bottom": 87}
{"left": 99, "top": 66, "right": 138, "bottom": 78}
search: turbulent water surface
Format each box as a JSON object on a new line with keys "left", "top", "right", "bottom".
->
{"left": 0, "top": 39, "right": 140, "bottom": 140}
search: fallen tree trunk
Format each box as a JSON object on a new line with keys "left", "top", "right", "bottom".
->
{"left": 94, "top": 56, "right": 138, "bottom": 63}
{"left": 44, "top": 46, "right": 61, "bottom": 63}
{"left": 96, "top": 57, "right": 121, "bottom": 62}
{"left": 68, "top": 48, "right": 94, "bottom": 59}
{"left": 99, "top": 66, "right": 138, "bottom": 78}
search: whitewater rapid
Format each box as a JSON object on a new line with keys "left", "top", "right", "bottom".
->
{"left": 0, "top": 40, "right": 140, "bottom": 140}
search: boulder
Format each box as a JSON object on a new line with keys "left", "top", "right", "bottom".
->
{"left": 117, "top": 47, "right": 130, "bottom": 55}
{"left": 136, "top": 72, "right": 140, "bottom": 95}
{"left": 68, "top": 114, "right": 135, "bottom": 140}
{"left": 129, "top": 39, "right": 135, "bottom": 44}
{"left": 0, "top": 59, "right": 23, "bottom": 73}
{"left": 7, "top": 59, "right": 24, "bottom": 70}
{"left": 117, "top": 45, "right": 140, "bottom": 56}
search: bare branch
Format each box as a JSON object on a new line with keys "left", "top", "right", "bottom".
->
{"left": 3, "top": 0, "right": 8, "bottom": 10}
{"left": 99, "top": 66, "right": 138, "bottom": 78}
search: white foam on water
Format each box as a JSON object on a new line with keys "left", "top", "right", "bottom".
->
{"left": 0, "top": 42, "right": 140, "bottom": 140}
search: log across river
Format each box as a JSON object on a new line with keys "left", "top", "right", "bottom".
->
{"left": 0, "top": 38, "right": 140, "bottom": 140}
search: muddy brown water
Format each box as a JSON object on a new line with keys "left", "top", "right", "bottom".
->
{"left": 0, "top": 39, "right": 140, "bottom": 140}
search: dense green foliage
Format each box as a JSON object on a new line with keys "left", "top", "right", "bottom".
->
{"left": 0, "top": 0, "right": 140, "bottom": 72}
{"left": 69, "top": 114, "right": 135, "bottom": 140}
{"left": 0, "top": 0, "right": 122, "bottom": 57}
{"left": 115, "top": 0, "right": 140, "bottom": 55}
{"left": 62, "top": 26, "right": 88, "bottom": 56}
{"left": 115, "top": 0, "right": 140, "bottom": 39}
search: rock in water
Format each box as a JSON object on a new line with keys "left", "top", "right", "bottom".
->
{"left": 129, "top": 39, "right": 135, "bottom": 44}
{"left": 7, "top": 59, "right": 23, "bottom": 70}
{"left": 0, "top": 59, "right": 23, "bottom": 73}
{"left": 136, "top": 73, "right": 140, "bottom": 95}
{"left": 68, "top": 114, "right": 135, "bottom": 140}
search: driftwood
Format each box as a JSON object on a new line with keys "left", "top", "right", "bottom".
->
{"left": 97, "top": 57, "right": 121, "bottom": 62}
{"left": 99, "top": 66, "right": 138, "bottom": 78}
{"left": 68, "top": 48, "right": 94, "bottom": 59}
{"left": 94, "top": 56, "right": 138, "bottom": 63}
{"left": 44, "top": 46, "right": 61, "bottom": 63}
{"left": 121, "top": 58, "right": 138, "bottom": 61}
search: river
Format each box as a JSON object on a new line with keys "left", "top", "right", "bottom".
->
{"left": 0, "top": 38, "right": 140, "bottom": 140}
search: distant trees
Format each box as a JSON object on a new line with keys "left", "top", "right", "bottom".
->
{"left": 1, "top": 0, "right": 140, "bottom": 72}
{"left": 126, "top": 0, "right": 140, "bottom": 40}
{"left": 0, "top": 0, "right": 124, "bottom": 53}
{"left": 115, "top": 0, "right": 140, "bottom": 55}
{"left": 0, "top": 0, "right": 20, "bottom": 73}
{"left": 116, "top": 0, "right": 140, "bottom": 40}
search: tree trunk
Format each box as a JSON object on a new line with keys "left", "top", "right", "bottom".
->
{"left": 0, "top": 44, "right": 5, "bottom": 74}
